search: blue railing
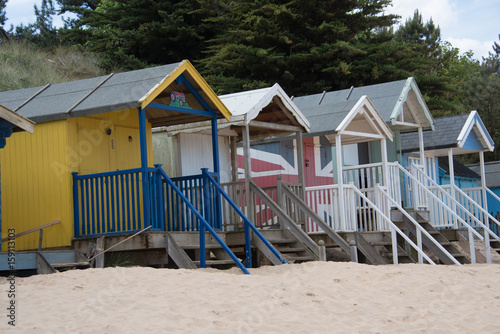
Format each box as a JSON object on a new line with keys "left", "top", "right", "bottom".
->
{"left": 73, "top": 167, "right": 166, "bottom": 238}
{"left": 164, "top": 172, "right": 221, "bottom": 232}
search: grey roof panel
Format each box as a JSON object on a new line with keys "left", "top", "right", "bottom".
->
{"left": 293, "top": 79, "right": 407, "bottom": 122}
{"left": 0, "top": 63, "right": 181, "bottom": 123}
{"left": 468, "top": 162, "right": 500, "bottom": 188}
{"left": 299, "top": 99, "right": 359, "bottom": 135}
{"left": 400, "top": 114, "right": 470, "bottom": 152}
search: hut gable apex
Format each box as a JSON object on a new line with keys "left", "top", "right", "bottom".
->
{"left": 457, "top": 110, "right": 494, "bottom": 152}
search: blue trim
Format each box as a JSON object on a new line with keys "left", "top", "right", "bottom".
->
{"left": 139, "top": 108, "right": 151, "bottom": 228}
{"left": 201, "top": 169, "right": 288, "bottom": 265}
{"left": 158, "top": 167, "right": 250, "bottom": 274}
{"left": 74, "top": 168, "right": 143, "bottom": 180}
{"left": 147, "top": 102, "right": 216, "bottom": 118}
{"left": 176, "top": 74, "right": 213, "bottom": 113}
{"left": 72, "top": 172, "right": 80, "bottom": 238}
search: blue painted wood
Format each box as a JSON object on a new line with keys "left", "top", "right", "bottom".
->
{"left": 202, "top": 169, "right": 287, "bottom": 265}
{"left": 177, "top": 74, "right": 213, "bottom": 113}
{"left": 90, "top": 178, "right": 96, "bottom": 234}
{"left": 199, "top": 223, "right": 205, "bottom": 268}
{"left": 110, "top": 175, "right": 116, "bottom": 232}
{"left": 72, "top": 173, "right": 80, "bottom": 238}
{"left": 100, "top": 177, "right": 105, "bottom": 233}
{"left": 138, "top": 108, "right": 151, "bottom": 228}
{"left": 106, "top": 176, "right": 111, "bottom": 232}
{"left": 73, "top": 168, "right": 142, "bottom": 180}
{"left": 120, "top": 174, "right": 126, "bottom": 232}
{"left": 135, "top": 173, "right": 141, "bottom": 228}
{"left": 158, "top": 167, "right": 250, "bottom": 274}
{"left": 126, "top": 174, "right": 131, "bottom": 231}
{"left": 85, "top": 179, "right": 90, "bottom": 235}
{"left": 146, "top": 102, "right": 216, "bottom": 118}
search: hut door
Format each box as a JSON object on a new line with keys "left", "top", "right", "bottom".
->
{"left": 77, "top": 118, "right": 115, "bottom": 174}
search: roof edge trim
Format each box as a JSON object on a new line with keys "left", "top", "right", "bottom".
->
{"left": 390, "top": 77, "right": 435, "bottom": 130}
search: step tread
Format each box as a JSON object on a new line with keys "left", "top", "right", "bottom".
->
{"left": 194, "top": 259, "right": 238, "bottom": 266}
{"left": 277, "top": 247, "right": 307, "bottom": 253}
{"left": 52, "top": 262, "right": 91, "bottom": 268}
{"left": 180, "top": 244, "right": 232, "bottom": 250}
{"left": 284, "top": 256, "right": 315, "bottom": 262}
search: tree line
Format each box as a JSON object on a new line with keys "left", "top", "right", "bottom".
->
{"left": 0, "top": 0, "right": 499, "bottom": 161}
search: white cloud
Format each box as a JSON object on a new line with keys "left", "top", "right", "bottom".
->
{"left": 386, "top": 0, "right": 457, "bottom": 27}
{"left": 446, "top": 37, "right": 495, "bottom": 59}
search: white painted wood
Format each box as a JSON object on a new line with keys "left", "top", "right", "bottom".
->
{"left": 336, "top": 134, "right": 345, "bottom": 230}
{"left": 296, "top": 131, "right": 305, "bottom": 200}
{"left": 242, "top": 124, "right": 254, "bottom": 222}
{"left": 178, "top": 133, "right": 231, "bottom": 182}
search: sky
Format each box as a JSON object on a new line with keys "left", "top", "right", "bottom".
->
{"left": 3, "top": 0, "right": 499, "bottom": 60}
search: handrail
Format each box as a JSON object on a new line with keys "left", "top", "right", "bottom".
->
{"left": 374, "top": 185, "right": 462, "bottom": 265}
{"left": 452, "top": 184, "right": 500, "bottom": 239}
{"left": 0, "top": 220, "right": 60, "bottom": 243}
{"left": 406, "top": 162, "right": 496, "bottom": 240}
{"left": 348, "top": 185, "right": 440, "bottom": 265}
{"left": 157, "top": 168, "right": 251, "bottom": 274}
{"left": 280, "top": 182, "right": 353, "bottom": 257}
{"left": 342, "top": 162, "right": 383, "bottom": 171}
{"left": 204, "top": 171, "right": 288, "bottom": 265}
{"left": 73, "top": 167, "right": 144, "bottom": 180}
{"left": 248, "top": 179, "right": 320, "bottom": 257}
{"left": 396, "top": 162, "right": 492, "bottom": 263}
{"left": 393, "top": 162, "right": 484, "bottom": 241}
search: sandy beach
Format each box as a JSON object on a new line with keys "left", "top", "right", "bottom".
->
{"left": 1, "top": 262, "right": 499, "bottom": 333}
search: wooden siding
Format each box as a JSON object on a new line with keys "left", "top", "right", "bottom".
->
{"left": 1, "top": 120, "right": 72, "bottom": 251}
{"left": 1, "top": 109, "right": 154, "bottom": 251}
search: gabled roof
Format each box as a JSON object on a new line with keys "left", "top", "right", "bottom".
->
{"left": 293, "top": 95, "right": 393, "bottom": 146}
{"left": 400, "top": 111, "right": 494, "bottom": 155}
{"left": 0, "top": 60, "right": 231, "bottom": 126}
{"left": 438, "top": 157, "right": 480, "bottom": 180}
{"left": 158, "top": 83, "right": 310, "bottom": 141}
{"left": 220, "top": 83, "right": 310, "bottom": 131}
{"left": 0, "top": 104, "right": 35, "bottom": 133}
{"left": 293, "top": 77, "right": 434, "bottom": 132}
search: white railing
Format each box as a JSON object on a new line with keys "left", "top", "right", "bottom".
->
{"left": 403, "top": 163, "right": 500, "bottom": 263}
{"left": 342, "top": 162, "right": 402, "bottom": 208}
{"left": 304, "top": 183, "right": 390, "bottom": 233}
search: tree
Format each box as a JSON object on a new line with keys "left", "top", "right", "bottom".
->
{"left": 9, "top": 0, "right": 58, "bottom": 48}
{"left": 197, "top": 0, "right": 398, "bottom": 95}
{"left": 58, "top": 0, "right": 206, "bottom": 70}
{"left": 462, "top": 36, "right": 500, "bottom": 161}
{"left": 0, "top": 0, "right": 8, "bottom": 42}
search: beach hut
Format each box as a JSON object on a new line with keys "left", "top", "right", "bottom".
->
{"left": 400, "top": 111, "right": 497, "bottom": 225}
{"left": 0, "top": 104, "right": 35, "bottom": 249}
{"left": 0, "top": 60, "right": 234, "bottom": 252}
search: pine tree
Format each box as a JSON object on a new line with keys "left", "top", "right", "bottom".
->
{"left": 463, "top": 36, "right": 500, "bottom": 161}
{"left": 58, "top": 0, "right": 205, "bottom": 70}
{"left": 0, "top": 0, "right": 8, "bottom": 42}
{"left": 198, "top": 0, "right": 398, "bottom": 95}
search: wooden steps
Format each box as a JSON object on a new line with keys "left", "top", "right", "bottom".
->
{"left": 393, "top": 211, "right": 469, "bottom": 264}
{"left": 258, "top": 229, "right": 316, "bottom": 264}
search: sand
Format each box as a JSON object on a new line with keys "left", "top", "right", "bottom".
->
{"left": 1, "top": 262, "right": 499, "bottom": 333}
